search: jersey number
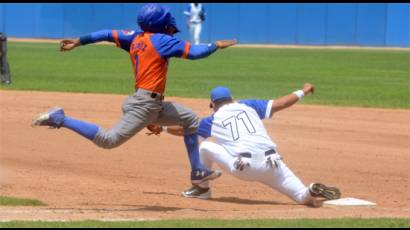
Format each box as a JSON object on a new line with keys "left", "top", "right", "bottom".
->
{"left": 222, "top": 111, "right": 256, "bottom": 141}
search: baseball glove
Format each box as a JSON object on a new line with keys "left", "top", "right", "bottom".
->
{"left": 146, "top": 124, "right": 162, "bottom": 136}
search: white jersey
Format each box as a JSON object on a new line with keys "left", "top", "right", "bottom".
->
{"left": 198, "top": 99, "right": 276, "bottom": 157}
{"left": 184, "top": 3, "right": 205, "bottom": 23}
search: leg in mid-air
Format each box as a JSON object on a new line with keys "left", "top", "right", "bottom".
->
{"left": 32, "top": 90, "right": 162, "bottom": 149}
{"left": 155, "top": 102, "right": 222, "bottom": 185}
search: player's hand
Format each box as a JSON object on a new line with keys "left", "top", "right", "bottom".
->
{"left": 302, "top": 83, "right": 315, "bottom": 95}
{"left": 146, "top": 124, "right": 163, "bottom": 136}
{"left": 215, "top": 39, "right": 237, "bottom": 49}
{"left": 233, "top": 157, "right": 250, "bottom": 171}
{"left": 60, "top": 39, "right": 81, "bottom": 52}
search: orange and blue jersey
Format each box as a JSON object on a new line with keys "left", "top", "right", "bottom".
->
{"left": 80, "top": 29, "right": 218, "bottom": 94}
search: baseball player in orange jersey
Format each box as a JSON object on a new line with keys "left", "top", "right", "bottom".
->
{"left": 32, "top": 3, "right": 236, "bottom": 185}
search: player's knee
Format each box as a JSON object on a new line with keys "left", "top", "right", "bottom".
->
{"left": 93, "top": 131, "right": 124, "bottom": 149}
{"left": 183, "top": 113, "right": 199, "bottom": 134}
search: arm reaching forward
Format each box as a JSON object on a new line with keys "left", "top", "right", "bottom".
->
{"left": 269, "top": 83, "right": 315, "bottom": 117}
{"left": 60, "top": 29, "right": 138, "bottom": 52}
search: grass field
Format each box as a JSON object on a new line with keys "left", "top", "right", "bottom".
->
{"left": 1, "top": 218, "right": 409, "bottom": 228}
{"left": 0, "top": 196, "right": 46, "bottom": 206}
{"left": 1, "top": 42, "right": 409, "bottom": 227}
{"left": 2, "top": 42, "right": 409, "bottom": 109}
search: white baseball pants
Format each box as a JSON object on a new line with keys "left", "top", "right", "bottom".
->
{"left": 198, "top": 141, "right": 315, "bottom": 205}
{"left": 189, "top": 22, "right": 202, "bottom": 45}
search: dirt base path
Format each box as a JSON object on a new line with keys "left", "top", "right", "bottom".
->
{"left": 0, "top": 90, "right": 409, "bottom": 221}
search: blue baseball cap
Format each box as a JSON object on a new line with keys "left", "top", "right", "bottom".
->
{"left": 210, "top": 86, "right": 232, "bottom": 102}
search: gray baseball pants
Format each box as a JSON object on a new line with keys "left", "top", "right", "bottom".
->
{"left": 93, "top": 88, "right": 199, "bottom": 149}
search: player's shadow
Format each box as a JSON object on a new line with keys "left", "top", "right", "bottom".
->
{"left": 142, "top": 191, "right": 293, "bottom": 206}
{"left": 209, "top": 196, "right": 292, "bottom": 206}
{"left": 72, "top": 204, "right": 210, "bottom": 212}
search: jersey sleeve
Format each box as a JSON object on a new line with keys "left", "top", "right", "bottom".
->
{"left": 79, "top": 29, "right": 139, "bottom": 52}
{"left": 113, "top": 30, "right": 140, "bottom": 52}
{"left": 150, "top": 34, "right": 190, "bottom": 59}
{"left": 150, "top": 34, "right": 218, "bottom": 59}
{"left": 239, "top": 99, "right": 274, "bottom": 119}
{"left": 197, "top": 116, "right": 214, "bottom": 139}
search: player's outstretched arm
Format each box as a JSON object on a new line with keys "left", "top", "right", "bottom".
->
{"left": 185, "top": 39, "right": 237, "bottom": 60}
{"left": 269, "top": 83, "right": 315, "bottom": 116}
{"left": 60, "top": 30, "right": 122, "bottom": 52}
{"left": 159, "top": 35, "right": 236, "bottom": 60}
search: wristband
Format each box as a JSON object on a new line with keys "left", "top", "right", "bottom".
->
{"left": 293, "top": 90, "right": 305, "bottom": 99}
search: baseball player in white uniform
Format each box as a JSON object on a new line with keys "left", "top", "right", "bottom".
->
{"left": 146, "top": 83, "right": 341, "bottom": 206}
{"left": 184, "top": 3, "right": 205, "bottom": 45}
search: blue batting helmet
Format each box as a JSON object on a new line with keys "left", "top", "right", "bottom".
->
{"left": 137, "top": 3, "right": 180, "bottom": 34}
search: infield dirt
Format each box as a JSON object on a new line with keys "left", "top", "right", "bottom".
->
{"left": 0, "top": 90, "right": 409, "bottom": 221}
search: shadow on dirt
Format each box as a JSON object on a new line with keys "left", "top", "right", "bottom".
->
{"left": 73, "top": 204, "right": 212, "bottom": 212}
{"left": 209, "top": 197, "right": 294, "bottom": 206}
{"left": 141, "top": 191, "right": 293, "bottom": 206}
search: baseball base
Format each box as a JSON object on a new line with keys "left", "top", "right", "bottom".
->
{"left": 323, "top": 197, "right": 376, "bottom": 207}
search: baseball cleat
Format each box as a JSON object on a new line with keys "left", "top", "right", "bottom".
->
{"left": 181, "top": 185, "right": 212, "bottom": 200}
{"left": 191, "top": 169, "right": 222, "bottom": 185}
{"left": 32, "top": 107, "right": 65, "bottom": 128}
{"left": 309, "top": 183, "right": 341, "bottom": 200}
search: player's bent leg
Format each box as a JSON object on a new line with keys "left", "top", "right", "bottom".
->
{"left": 199, "top": 141, "right": 236, "bottom": 173}
{"left": 93, "top": 96, "right": 161, "bottom": 149}
{"left": 195, "top": 141, "right": 235, "bottom": 189}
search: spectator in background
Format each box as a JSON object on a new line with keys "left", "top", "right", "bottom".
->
{"left": 184, "top": 3, "right": 206, "bottom": 45}
{"left": 0, "top": 32, "right": 11, "bottom": 85}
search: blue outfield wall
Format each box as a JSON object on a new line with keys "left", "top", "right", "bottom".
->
{"left": 0, "top": 3, "right": 409, "bottom": 47}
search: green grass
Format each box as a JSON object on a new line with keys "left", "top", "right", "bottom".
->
{"left": 0, "top": 218, "right": 409, "bottom": 228}
{"left": 1, "top": 42, "right": 409, "bottom": 109}
{"left": 0, "top": 195, "right": 46, "bottom": 206}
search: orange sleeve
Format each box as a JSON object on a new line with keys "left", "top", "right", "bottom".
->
{"left": 112, "top": 30, "right": 120, "bottom": 48}
{"left": 181, "top": 42, "right": 191, "bottom": 59}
